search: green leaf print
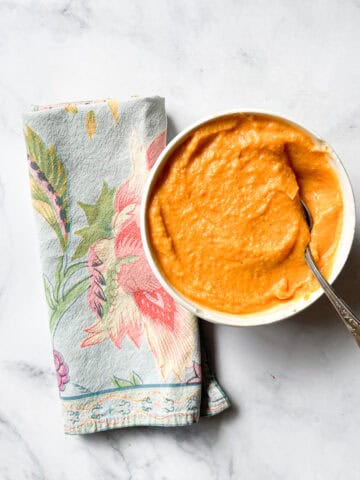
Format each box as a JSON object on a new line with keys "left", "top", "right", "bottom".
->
{"left": 130, "top": 372, "right": 143, "bottom": 386}
{"left": 73, "top": 182, "right": 116, "bottom": 260}
{"left": 49, "top": 276, "right": 90, "bottom": 332}
{"left": 43, "top": 276, "right": 56, "bottom": 311}
{"left": 112, "top": 372, "right": 143, "bottom": 388}
{"left": 24, "top": 125, "right": 70, "bottom": 252}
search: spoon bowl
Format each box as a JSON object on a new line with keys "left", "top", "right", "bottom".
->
{"left": 301, "top": 200, "right": 313, "bottom": 231}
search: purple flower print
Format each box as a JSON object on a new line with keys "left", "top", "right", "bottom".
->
{"left": 53, "top": 350, "right": 69, "bottom": 391}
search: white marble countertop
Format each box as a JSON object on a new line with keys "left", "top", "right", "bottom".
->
{"left": 1, "top": 1, "right": 360, "bottom": 478}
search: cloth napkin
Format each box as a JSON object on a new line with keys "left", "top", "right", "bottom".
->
{"left": 23, "top": 96, "right": 230, "bottom": 434}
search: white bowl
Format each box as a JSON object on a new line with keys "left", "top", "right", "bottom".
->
{"left": 140, "top": 111, "right": 356, "bottom": 327}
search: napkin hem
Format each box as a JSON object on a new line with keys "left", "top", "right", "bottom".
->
{"left": 61, "top": 383, "right": 202, "bottom": 435}
{"left": 27, "top": 95, "right": 160, "bottom": 114}
{"left": 64, "top": 413, "right": 199, "bottom": 435}
{"left": 200, "top": 376, "right": 231, "bottom": 417}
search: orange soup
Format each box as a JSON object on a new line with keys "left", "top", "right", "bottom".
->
{"left": 147, "top": 114, "right": 343, "bottom": 314}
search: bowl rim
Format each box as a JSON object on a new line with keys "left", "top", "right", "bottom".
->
{"left": 140, "top": 109, "right": 356, "bottom": 327}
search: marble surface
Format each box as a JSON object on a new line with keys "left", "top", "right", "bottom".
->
{"left": 1, "top": 0, "right": 360, "bottom": 478}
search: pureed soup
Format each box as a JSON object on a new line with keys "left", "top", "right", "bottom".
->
{"left": 147, "top": 114, "right": 344, "bottom": 314}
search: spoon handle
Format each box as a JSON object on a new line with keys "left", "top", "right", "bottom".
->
{"left": 305, "top": 247, "right": 360, "bottom": 347}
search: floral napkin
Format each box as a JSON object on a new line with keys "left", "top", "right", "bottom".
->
{"left": 23, "top": 96, "right": 230, "bottom": 434}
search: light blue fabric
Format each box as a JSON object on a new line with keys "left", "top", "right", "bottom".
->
{"left": 23, "top": 96, "right": 229, "bottom": 434}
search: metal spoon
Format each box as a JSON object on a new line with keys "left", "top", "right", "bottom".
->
{"left": 301, "top": 200, "right": 360, "bottom": 346}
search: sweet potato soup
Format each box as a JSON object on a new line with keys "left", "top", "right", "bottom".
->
{"left": 147, "top": 114, "right": 343, "bottom": 314}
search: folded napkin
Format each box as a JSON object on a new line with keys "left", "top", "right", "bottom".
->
{"left": 23, "top": 96, "right": 229, "bottom": 434}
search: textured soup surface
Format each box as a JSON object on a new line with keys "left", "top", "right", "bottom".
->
{"left": 148, "top": 114, "right": 343, "bottom": 314}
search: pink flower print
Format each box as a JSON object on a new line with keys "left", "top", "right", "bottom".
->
{"left": 81, "top": 131, "right": 196, "bottom": 379}
{"left": 53, "top": 350, "right": 69, "bottom": 391}
{"left": 115, "top": 220, "right": 176, "bottom": 330}
{"left": 146, "top": 130, "right": 166, "bottom": 169}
